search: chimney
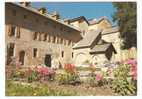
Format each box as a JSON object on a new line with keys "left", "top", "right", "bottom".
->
{"left": 64, "top": 19, "right": 70, "bottom": 24}
{"left": 20, "top": 2, "right": 31, "bottom": 7}
{"left": 38, "top": 7, "right": 47, "bottom": 15}
{"left": 52, "top": 11, "right": 60, "bottom": 20}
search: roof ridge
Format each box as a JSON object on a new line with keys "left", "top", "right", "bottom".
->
{"left": 11, "top": 2, "right": 81, "bottom": 32}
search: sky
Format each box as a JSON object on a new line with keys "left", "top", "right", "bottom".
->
{"left": 31, "top": 2, "right": 117, "bottom": 25}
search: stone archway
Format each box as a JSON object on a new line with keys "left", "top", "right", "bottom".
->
{"left": 91, "top": 55, "right": 101, "bottom": 66}
{"left": 19, "top": 51, "right": 25, "bottom": 65}
{"left": 75, "top": 53, "right": 88, "bottom": 66}
{"left": 91, "top": 54, "right": 108, "bottom": 67}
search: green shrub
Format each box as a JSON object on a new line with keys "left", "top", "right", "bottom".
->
{"left": 56, "top": 72, "right": 80, "bottom": 85}
{"left": 27, "top": 71, "right": 38, "bottom": 83}
{"left": 87, "top": 72, "right": 104, "bottom": 87}
{"left": 111, "top": 64, "right": 137, "bottom": 95}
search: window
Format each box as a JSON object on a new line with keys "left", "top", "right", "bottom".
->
{"left": 36, "top": 18, "right": 39, "bottom": 23}
{"left": 64, "top": 39, "right": 67, "bottom": 45}
{"left": 33, "top": 32, "right": 38, "bottom": 40}
{"left": 61, "top": 51, "right": 64, "bottom": 58}
{"left": 61, "top": 38, "right": 63, "bottom": 44}
{"left": 43, "top": 33, "right": 47, "bottom": 41}
{"left": 52, "top": 24, "right": 56, "bottom": 29}
{"left": 11, "top": 26, "right": 16, "bottom": 36}
{"left": 53, "top": 36, "right": 56, "bottom": 43}
{"left": 24, "top": 15, "right": 27, "bottom": 19}
{"left": 60, "top": 27, "right": 63, "bottom": 31}
{"left": 44, "top": 21, "right": 48, "bottom": 25}
{"left": 57, "top": 37, "right": 60, "bottom": 44}
{"left": 38, "top": 33, "right": 42, "bottom": 41}
{"left": 7, "top": 43, "right": 15, "bottom": 57}
{"left": 72, "top": 52, "right": 74, "bottom": 58}
{"left": 48, "top": 35, "right": 51, "bottom": 42}
{"left": 68, "top": 40, "right": 71, "bottom": 45}
{"left": 12, "top": 10, "right": 16, "bottom": 16}
{"left": 33, "top": 48, "right": 38, "bottom": 58}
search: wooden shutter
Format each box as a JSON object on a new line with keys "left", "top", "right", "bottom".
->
{"left": 16, "top": 26, "right": 20, "bottom": 38}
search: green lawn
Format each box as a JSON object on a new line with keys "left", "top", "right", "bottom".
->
{"left": 6, "top": 80, "right": 77, "bottom": 96}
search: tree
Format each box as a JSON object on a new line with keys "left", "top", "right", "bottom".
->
{"left": 113, "top": 2, "right": 137, "bottom": 49}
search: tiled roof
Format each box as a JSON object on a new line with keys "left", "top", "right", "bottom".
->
{"left": 90, "top": 43, "right": 117, "bottom": 54}
{"left": 90, "top": 43, "right": 111, "bottom": 53}
{"left": 97, "top": 39, "right": 108, "bottom": 45}
{"left": 73, "top": 29, "right": 102, "bottom": 49}
{"left": 102, "top": 26, "right": 119, "bottom": 35}
{"left": 88, "top": 16, "right": 112, "bottom": 25}
{"left": 11, "top": 3, "right": 81, "bottom": 32}
{"left": 67, "top": 16, "right": 90, "bottom": 25}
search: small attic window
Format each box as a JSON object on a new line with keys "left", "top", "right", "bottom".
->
{"left": 12, "top": 10, "right": 16, "bottom": 16}
{"left": 60, "top": 27, "right": 63, "bottom": 31}
{"left": 44, "top": 21, "right": 48, "bottom": 25}
{"left": 24, "top": 15, "right": 27, "bottom": 19}
{"left": 53, "top": 25, "right": 56, "bottom": 29}
{"left": 36, "top": 18, "right": 39, "bottom": 23}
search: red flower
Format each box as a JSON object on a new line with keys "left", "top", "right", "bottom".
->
{"left": 64, "top": 64, "right": 75, "bottom": 73}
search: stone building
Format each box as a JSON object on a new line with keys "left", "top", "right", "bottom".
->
{"left": 66, "top": 16, "right": 121, "bottom": 67}
{"left": 6, "top": 2, "right": 134, "bottom": 68}
{"left": 5, "top": 2, "right": 82, "bottom": 68}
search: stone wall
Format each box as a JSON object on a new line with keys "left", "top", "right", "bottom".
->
{"left": 5, "top": 3, "right": 81, "bottom": 68}
{"left": 73, "top": 48, "right": 91, "bottom": 67}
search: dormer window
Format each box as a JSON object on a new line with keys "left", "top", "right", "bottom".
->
{"left": 36, "top": 18, "right": 39, "bottom": 23}
{"left": 60, "top": 27, "right": 63, "bottom": 31}
{"left": 12, "top": 10, "right": 16, "bottom": 16}
{"left": 24, "top": 15, "right": 27, "bottom": 19}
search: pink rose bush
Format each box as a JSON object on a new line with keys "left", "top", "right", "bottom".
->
{"left": 95, "top": 73, "right": 101, "bottom": 81}
{"left": 126, "top": 59, "right": 137, "bottom": 80}
{"left": 111, "top": 58, "right": 137, "bottom": 95}
{"left": 6, "top": 64, "right": 55, "bottom": 82}
{"left": 26, "top": 66, "right": 55, "bottom": 82}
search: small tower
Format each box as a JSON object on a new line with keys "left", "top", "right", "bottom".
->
{"left": 20, "top": 2, "right": 31, "bottom": 7}
{"left": 38, "top": 7, "right": 47, "bottom": 15}
{"left": 51, "top": 11, "right": 60, "bottom": 20}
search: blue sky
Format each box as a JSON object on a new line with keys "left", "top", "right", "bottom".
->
{"left": 31, "top": 2, "right": 116, "bottom": 25}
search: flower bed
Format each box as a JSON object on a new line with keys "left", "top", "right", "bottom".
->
{"left": 111, "top": 58, "right": 137, "bottom": 95}
{"left": 6, "top": 65, "right": 56, "bottom": 83}
{"left": 56, "top": 64, "right": 81, "bottom": 85}
{"left": 6, "top": 59, "right": 137, "bottom": 96}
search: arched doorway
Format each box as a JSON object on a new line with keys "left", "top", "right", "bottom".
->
{"left": 44, "top": 54, "right": 51, "bottom": 67}
{"left": 75, "top": 53, "right": 88, "bottom": 66}
{"left": 19, "top": 51, "right": 25, "bottom": 65}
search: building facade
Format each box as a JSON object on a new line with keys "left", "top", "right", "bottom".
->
{"left": 5, "top": 2, "right": 136, "bottom": 68}
{"left": 5, "top": 2, "right": 82, "bottom": 68}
